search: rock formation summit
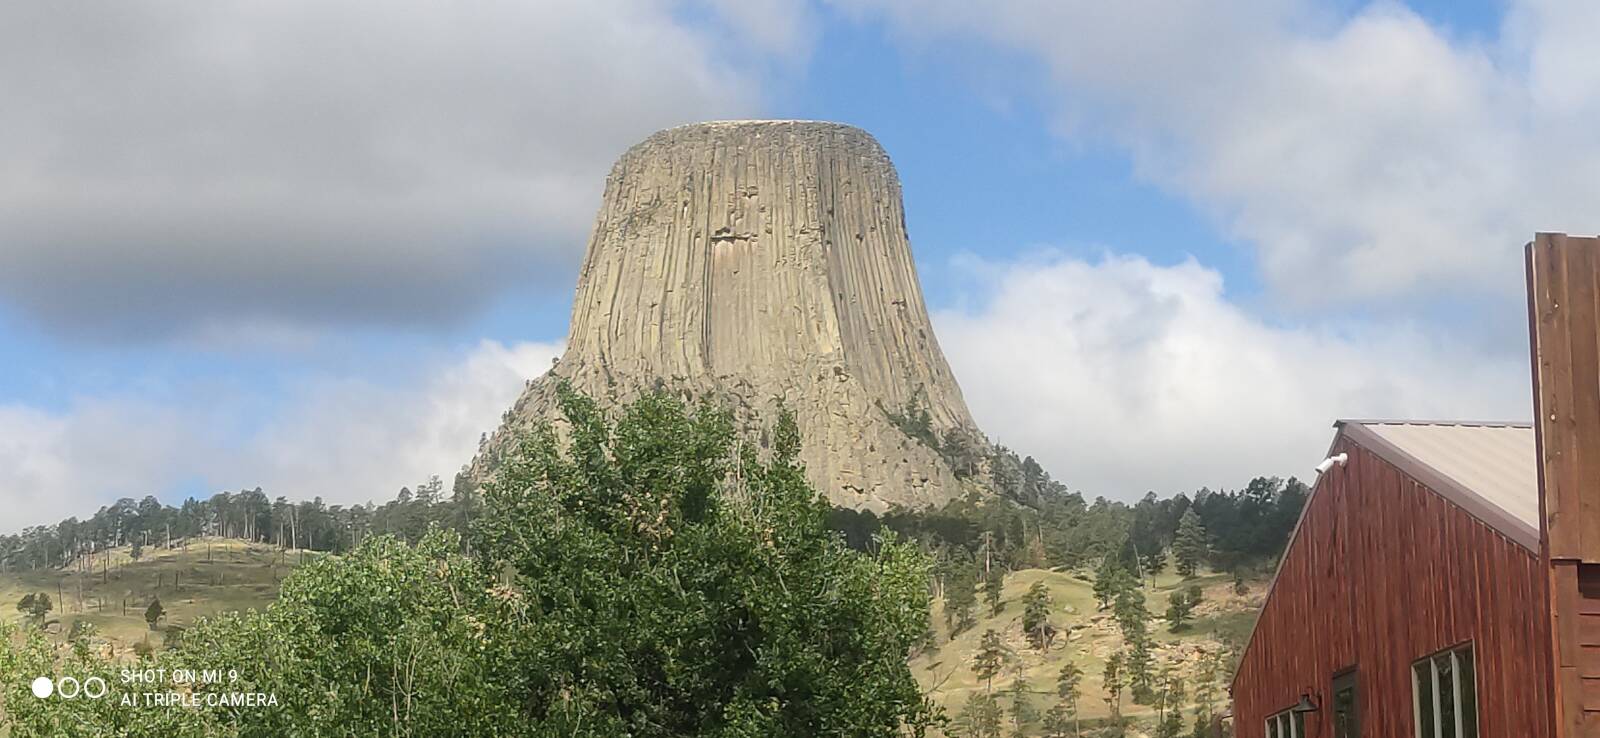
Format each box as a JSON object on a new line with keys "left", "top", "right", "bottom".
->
{"left": 478, "top": 120, "right": 992, "bottom": 510}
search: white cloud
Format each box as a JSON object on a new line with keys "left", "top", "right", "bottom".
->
{"left": 0, "top": 340, "right": 559, "bottom": 532}
{"left": 0, "top": 0, "right": 790, "bottom": 340}
{"left": 831, "top": 0, "right": 1600, "bottom": 308}
{"left": 935, "top": 252, "right": 1529, "bottom": 497}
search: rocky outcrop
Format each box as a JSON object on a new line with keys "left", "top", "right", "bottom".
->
{"left": 475, "top": 120, "right": 991, "bottom": 510}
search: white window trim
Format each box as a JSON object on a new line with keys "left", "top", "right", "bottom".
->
{"left": 1267, "top": 708, "right": 1302, "bottom": 738}
{"left": 1413, "top": 644, "right": 1474, "bottom": 738}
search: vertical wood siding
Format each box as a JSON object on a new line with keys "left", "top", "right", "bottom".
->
{"left": 1231, "top": 440, "right": 1550, "bottom": 737}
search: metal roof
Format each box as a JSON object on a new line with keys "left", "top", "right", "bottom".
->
{"left": 1337, "top": 420, "right": 1539, "bottom": 550}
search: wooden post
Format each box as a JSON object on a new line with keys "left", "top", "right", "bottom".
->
{"left": 1529, "top": 233, "right": 1600, "bottom": 737}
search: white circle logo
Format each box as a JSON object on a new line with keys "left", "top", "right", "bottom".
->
{"left": 30, "top": 676, "right": 53, "bottom": 699}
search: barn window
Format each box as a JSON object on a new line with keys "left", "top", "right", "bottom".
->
{"left": 1413, "top": 643, "right": 1477, "bottom": 738}
{"left": 1266, "top": 708, "right": 1305, "bottom": 738}
{"left": 1332, "top": 669, "right": 1359, "bottom": 737}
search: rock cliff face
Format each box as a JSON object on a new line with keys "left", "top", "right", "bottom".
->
{"left": 477, "top": 120, "right": 990, "bottom": 510}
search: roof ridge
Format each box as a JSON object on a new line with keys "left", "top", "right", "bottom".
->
{"left": 1335, "top": 418, "right": 1533, "bottom": 429}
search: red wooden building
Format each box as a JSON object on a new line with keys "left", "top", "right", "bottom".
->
{"left": 1230, "top": 419, "right": 1548, "bottom": 737}
{"left": 1231, "top": 233, "right": 1600, "bottom": 737}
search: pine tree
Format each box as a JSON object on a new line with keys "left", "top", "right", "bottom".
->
{"left": 983, "top": 567, "right": 1004, "bottom": 616}
{"left": 1157, "top": 659, "right": 1187, "bottom": 722}
{"left": 1102, "top": 651, "right": 1125, "bottom": 726}
{"left": 1173, "top": 509, "right": 1209, "bottom": 578}
{"left": 1156, "top": 709, "right": 1185, "bottom": 738}
{"left": 1009, "top": 673, "right": 1039, "bottom": 734}
{"left": 1041, "top": 702, "right": 1072, "bottom": 738}
{"left": 973, "top": 629, "right": 1010, "bottom": 693}
{"left": 1194, "top": 649, "right": 1221, "bottom": 714}
{"left": 959, "top": 693, "right": 1004, "bottom": 738}
{"left": 1092, "top": 556, "right": 1129, "bottom": 610}
{"left": 1056, "top": 661, "right": 1083, "bottom": 737}
{"left": 1140, "top": 546, "right": 1167, "bottom": 578}
{"left": 1113, "top": 586, "right": 1148, "bottom": 642}
{"left": 1022, "top": 580, "right": 1053, "bottom": 650}
{"left": 945, "top": 563, "right": 979, "bottom": 635}
{"left": 1127, "top": 636, "right": 1155, "bottom": 705}
{"left": 1166, "top": 590, "right": 1196, "bottom": 632}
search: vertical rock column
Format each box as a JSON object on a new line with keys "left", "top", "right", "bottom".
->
{"left": 481, "top": 120, "right": 989, "bottom": 510}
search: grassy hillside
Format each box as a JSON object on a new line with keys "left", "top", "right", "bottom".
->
{"left": 914, "top": 567, "right": 1265, "bottom": 735}
{"left": 4, "top": 539, "right": 1267, "bottom": 735}
{"left": 0, "top": 538, "right": 317, "bottom": 657}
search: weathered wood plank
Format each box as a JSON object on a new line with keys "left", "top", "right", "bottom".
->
{"left": 1535, "top": 234, "right": 1578, "bottom": 559}
{"left": 1567, "top": 240, "right": 1600, "bottom": 562}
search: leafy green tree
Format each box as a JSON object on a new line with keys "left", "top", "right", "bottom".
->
{"left": 946, "top": 562, "right": 980, "bottom": 635}
{"left": 471, "top": 388, "right": 938, "bottom": 736}
{"left": 983, "top": 567, "right": 1004, "bottom": 616}
{"left": 0, "top": 389, "right": 940, "bottom": 738}
{"left": 1022, "top": 580, "right": 1053, "bottom": 650}
{"left": 1172, "top": 509, "right": 1208, "bottom": 578}
{"left": 1166, "top": 590, "right": 1196, "bottom": 632}
{"left": 973, "top": 628, "right": 1010, "bottom": 693}
{"left": 144, "top": 598, "right": 165, "bottom": 630}
{"left": 18, "top": 592, "right": 51, "bottom": 624}
{"left": 67, "top": 620, "right": 97, "bottom": 661}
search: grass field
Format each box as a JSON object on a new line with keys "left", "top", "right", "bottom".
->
{"left": 912, "top": 567, "right": 1265, "bottom": 735}
{"left": 0, "top": 538, "right": 319, "bottom": 657}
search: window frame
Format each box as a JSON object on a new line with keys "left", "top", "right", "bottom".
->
{"left": 1412, "top": 642, "right": 1477, "bottom": 738}
{"left": 1266, "top": 707, "right": 1306, "bottom": 738}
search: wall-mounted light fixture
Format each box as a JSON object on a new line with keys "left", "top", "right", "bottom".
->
{"left": 1290, "top": 690, "right": 1321, "bottom": 714}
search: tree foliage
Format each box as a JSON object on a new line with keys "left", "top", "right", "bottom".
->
{"left": 1166, "top": 589, "right": 1198, "bottom": 632}
{"left": 972, "top": 629, "right": 1010, "bottom": 693}
{"left": 1022, "top": 580, "right": 1054, "bottom": 650}
{"left": 2, "top": 389, "right": 939, "bottom": 738}
{"left": 944, "top": 561, "right": 980, "bottom": 635}
{"left": 1172, "top": 509, "right": 1209, "bottom": 578}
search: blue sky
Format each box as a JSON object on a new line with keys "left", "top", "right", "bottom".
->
{"left": 4, "top": 0, "right": 1596, "bottom": 532}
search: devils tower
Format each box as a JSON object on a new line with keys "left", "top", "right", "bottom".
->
{"left": 477, "top": 120, "right": 991, "bottom": 510}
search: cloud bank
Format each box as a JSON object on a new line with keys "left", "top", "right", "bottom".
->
{"left": 936, "top": 252, "right": 1530, "bottom": 497}
{"left": 0, "top": 340, "right": 559, "bottom": 532}
{"left": 0, "top": 0, "right": 779, "bottom": 340}
{"left": 834, "top": 0, "right": 1600, "bottom": 308}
